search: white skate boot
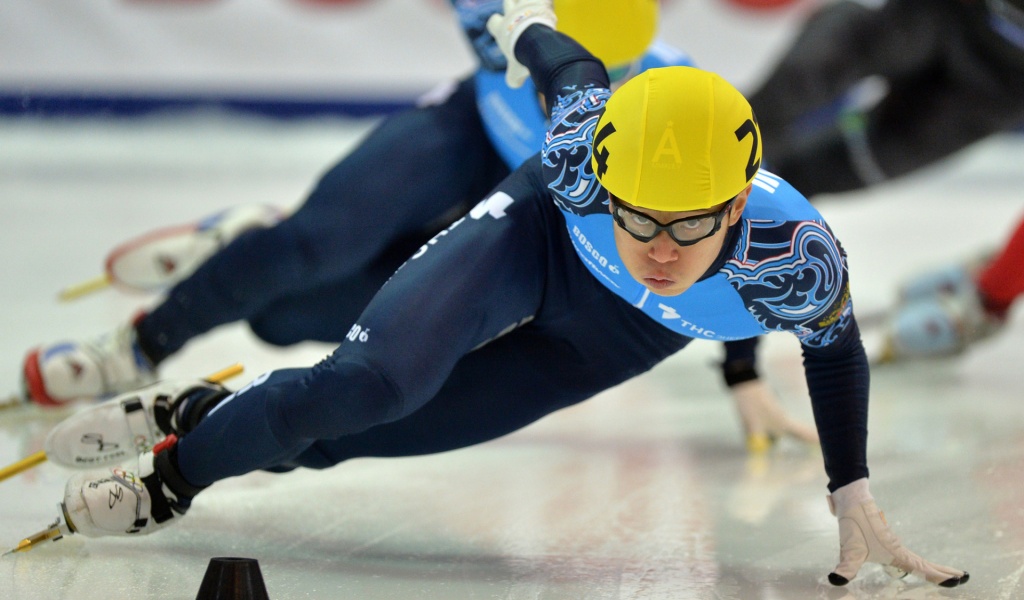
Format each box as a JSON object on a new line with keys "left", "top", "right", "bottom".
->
{"left": 105, "top": 204, "right": 282, "bottom": 293}
{"left": 62, "top": 439, "right": 200, "bottom": 537}
{"left": 22, "top": 323, "right": 157, "bottom": 406}
{"left": 44, "top": 379, "right": 229, "bottom": 468}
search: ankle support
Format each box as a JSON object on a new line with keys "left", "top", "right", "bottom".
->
{"left": 143, "top": 435, "right": 208, "bottom": 524}
{"left": 154, "top": 386, "right": 230, "bottom": 435}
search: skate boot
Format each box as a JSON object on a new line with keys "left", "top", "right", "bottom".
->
{"left": 878, "top": 283, "right": 1004, "bottom": 362}
{"left": 897, "top": 263, "right": 974, "bottom": 304}
{"left": 895, "top": 252, "right": 993, "bottom": 304}
{"left": 22, "top": 323, "right": 157, "bottom": 407}
{"left": 44, "top": 379, "right": 229, "bottom": 469}
{"left": 105, "top": 204, "right": 282, "bottom": 293}
{"left": 62, "top": 437, "right": 204, "bottom": 537}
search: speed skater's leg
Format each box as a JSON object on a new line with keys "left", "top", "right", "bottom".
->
{"left": 56, "top": 192, "right": 693, "bottom": 536}
{"left": 245, "top": 233, "right": 427, "bottom": 345}
{"left": 278, "top": 297, "right": 692, "bottom": 470}
{"left": 977, "top": 215, "right": 1024, "bottom": 317}
{"left": 752, "top": 0, "right": 1024, "bottom": 195}
{"left": 170, "top": 163, "right": 554, "bottom": 487}
{"left": 23, "top": 79, "right": 509, "bottom": 405}
{"left": 136, "top": 78, "right": 509, "bottom": 364}
{"left": 750, "top": 0, "right": 891, "bottom": 148}
{"left": 750, "top": 0, "right": 950, "bottom": 163}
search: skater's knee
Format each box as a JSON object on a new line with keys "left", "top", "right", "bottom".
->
{"left": 248, "top": 316, "right": 305, "bottom": 347}
{"left": 283, "top": 357, "right": 406, "bottom": 440}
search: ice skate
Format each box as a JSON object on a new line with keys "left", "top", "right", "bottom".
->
{"left": 62, "top": 439, "right": 199, "bottom": 537}
{"left": 22, "top": 323, "right": 157, "bottom": 406}
{"left": 894, "top": 252, "right": 991, "bottom": 304}
{"left": 876, "top": 254, "right": 1006, "bottom": 363}
{"left": 44, "top": 379, "right": 229, "bottom": 468}
{"left": 877, "top": 283, "right": 1004, "bottom": 363}
{"left": 104, "top": 204, "right": 282, "bottom": 293}
{"left": 897, "top": 263, "right": 975, "bottom": 304}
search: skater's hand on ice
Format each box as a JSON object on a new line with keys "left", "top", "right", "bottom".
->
{"left": 486, "top": 0, "right": 556, "bottom": 88}
{"left": 827, "top": 479, "right": 968, "bottom": 588}
{"left": 730, "top": 379, "right": 818, "bottom": 453}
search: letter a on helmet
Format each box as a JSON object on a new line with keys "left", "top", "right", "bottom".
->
{"left": 591, "top": 66, "right": 762, "bottom": 212}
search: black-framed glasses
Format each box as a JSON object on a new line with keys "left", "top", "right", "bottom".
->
{"left": 610, "top": 197, "right": 734, "bottom": 246}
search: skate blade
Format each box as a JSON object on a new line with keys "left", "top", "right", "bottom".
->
{"left": 0, "top": 393, "right": 28, "bottom": 412}
{"left": 57, "top": 273, "right": 112, "bottom": 302}
{"left": 3, "top": 515, "right": 74, "bottom": 556}
{"left": 0, "top": 451, "right": 47, "bottom": 483}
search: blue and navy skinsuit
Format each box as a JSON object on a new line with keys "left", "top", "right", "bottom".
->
{"left": 171, "top": 27, "right": 870, "bottom": 495}
{"left": 135, "top": 0, "right": 695, "bottom": 360}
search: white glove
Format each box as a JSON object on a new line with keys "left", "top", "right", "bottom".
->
{"left": 827, "top": 479, "right": 968, "bottom": 588}
{"left": 730, "top": 379, "right": 819, "bottom": 453}
{"left": 485, "top": 0, "right": 557, "bottom": 88}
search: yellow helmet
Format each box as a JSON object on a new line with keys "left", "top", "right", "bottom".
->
{"left": 554, "top": 0, "right": 659, "bottom": 69}
{"left": 591, "top": 66, "right": 762, "bottom": 212}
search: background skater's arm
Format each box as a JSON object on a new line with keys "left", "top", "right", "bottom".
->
{"left": 486, "top": 0, "right": 605, "bottom": 111}
{"left": 452, "top": 0, "right": 507, "bottom": 71}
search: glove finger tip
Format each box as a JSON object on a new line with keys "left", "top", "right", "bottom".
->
{"left": 938, "top": 571, "right": 969, "bottom": 588}
{"left": 827, "top": 572, "right": 850, "bottom": 586}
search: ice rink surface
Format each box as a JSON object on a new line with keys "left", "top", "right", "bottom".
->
{"left": 0, "top": 114, "right": 1021, "bottom": 599}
